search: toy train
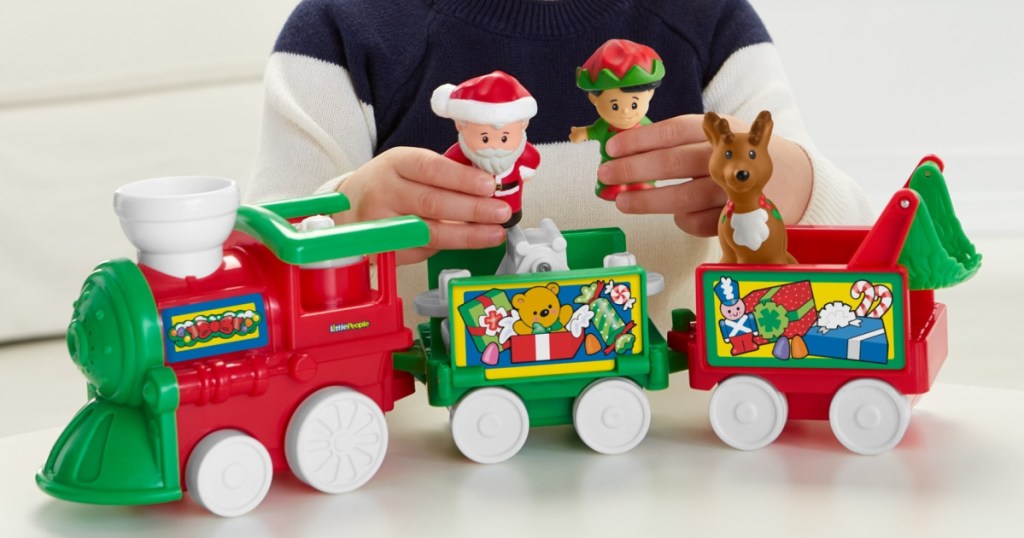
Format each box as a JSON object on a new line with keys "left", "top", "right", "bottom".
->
{"left": 36, "top": 178, "right": 431, "bottom": 517}
{"left": 37, "top": 157, "right": 979, "bottom": 516}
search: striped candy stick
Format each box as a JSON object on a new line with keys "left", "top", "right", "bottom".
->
{"left": 868, "top": 284, "right": 893, "bottom": 318}
{"left": 850, "top": 280, "right": 877, "bottom": 317}
{"left": 850, "top": 280, "right": 893, "bottom": 319}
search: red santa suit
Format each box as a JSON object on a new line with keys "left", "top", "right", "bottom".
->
{"left": 432, "top": 71, "right": 540, "bottom": 227}
{"left": 442, "top": 142, "right": 540, "bottom": 227}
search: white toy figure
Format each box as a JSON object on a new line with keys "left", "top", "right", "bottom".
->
{"left": 496, "top": 218, "right": 569, "bottom": 275}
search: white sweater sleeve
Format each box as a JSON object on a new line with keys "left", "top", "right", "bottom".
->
{"left": 247, "top": 52, "right": 376, "bottom": 203}
{"left": 703, "top": 42, "right": 874, "bottom": 225}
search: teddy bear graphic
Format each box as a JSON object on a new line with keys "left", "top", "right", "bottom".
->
{"left": 511, "top": 283, "right": 575, "bottom": 335}
{"left": 505, "top": 283, "right": 600, "bottom": 361}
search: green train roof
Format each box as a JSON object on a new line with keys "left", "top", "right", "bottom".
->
{"left": 236, "top": 193, "right": 430, "bottom": 264}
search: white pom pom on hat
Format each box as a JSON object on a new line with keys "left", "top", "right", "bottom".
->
{"left": 431, "top": 71, "right": 537, "bottom": 127}
{"left": 430, "top": 84, "right": 458, "bottom": 118}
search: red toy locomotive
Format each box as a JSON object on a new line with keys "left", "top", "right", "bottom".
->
{"left": 37, "top": 177, "right": 429, "bottom": 516}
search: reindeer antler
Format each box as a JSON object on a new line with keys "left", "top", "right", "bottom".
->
{"left": 748, "top": 110, "right": 773, "bottom": 146}
{"left": 703, "top": 112, "right": 735, "bottom": 145}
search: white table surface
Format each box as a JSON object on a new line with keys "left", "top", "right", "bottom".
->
{"left": 2, "top": 382, "right": 1023, "bottom": 538}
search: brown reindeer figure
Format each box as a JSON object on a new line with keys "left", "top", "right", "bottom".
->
{"left": 703, "top": 111, "right": 796, "bottom": 265}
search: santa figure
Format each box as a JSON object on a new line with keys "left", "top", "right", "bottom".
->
{"left": 432, "top": 71, "right": 540, "bottom": 228}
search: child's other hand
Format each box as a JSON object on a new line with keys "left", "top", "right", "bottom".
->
{"left": 336, "top": 147, "right": 511, "bottom": 265}
{"left": 597, "top": 114, "right": 727, "bottom": 237}
{"left": 598, "top": 114, "right": 811, "bottom": 237}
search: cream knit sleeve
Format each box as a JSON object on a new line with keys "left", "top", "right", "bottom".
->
{"left": 703, "top": 42, "right": 874, "bottom": 225}
{"left": 247, "top": 52, "right": 376, "bottom": 203}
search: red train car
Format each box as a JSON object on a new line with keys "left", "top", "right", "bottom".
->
{"left": 37, "top": 180, "right": 429, "bottom": 516}
{"left": 667, "top": 157, "right": 980, "bottom": 454}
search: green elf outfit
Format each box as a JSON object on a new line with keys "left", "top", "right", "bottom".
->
{"left": 588, "top": 116, "right": 653, "bottom": 164}
{"left": 575, "top": 39, "right": 665, "bottom": 201}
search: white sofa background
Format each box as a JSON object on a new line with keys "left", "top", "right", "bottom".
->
{"left": 0, "top": 1, "right": 300, "bottom": 341}
{"left": 0, "top": 0, "right": 1018, "bottom": 342}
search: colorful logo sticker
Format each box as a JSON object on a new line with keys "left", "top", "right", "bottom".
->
{"left": 330, "top": 321, "right": 371, "bottom": 333}
{"left": 451, "top": 273, "right": 644, "bottom": 380}
{"left": 161, "top": 294, "right": 269, "bottom": 363}
{"left": 704, "top": 271, "right": 904, "bottom": 370}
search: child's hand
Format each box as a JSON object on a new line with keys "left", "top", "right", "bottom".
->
{"left": 597, "top": 114, "right": 725, "bottom": 236}
{"left": 597, "top": 114, "right": 811, "bottom": 237}
{"left": 336, "top": 147, "right": 511, "bottom": 265}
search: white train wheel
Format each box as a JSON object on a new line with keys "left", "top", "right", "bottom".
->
{"left": 829, "top": 379, "right": 911, "bottom": 455}
{"left": 286, "top": 387, "right": 388, "bottom": 494}
{"left": 450, "top": 388, "right": 529, "bottom": 464}
{"left": 186, "top": 430, "right": 273, "bottom": 517}
{"left": 709, "top": 376, "right": 788, "bottom": 450}
{"left": 573, "top": 378, "right": 651, "bottom": 455}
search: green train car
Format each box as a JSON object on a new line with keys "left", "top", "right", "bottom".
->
{"left": 395, "top": 226, "right": 685, "bottom": 463}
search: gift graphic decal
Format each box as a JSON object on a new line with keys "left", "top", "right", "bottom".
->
{"left": 802, "top": 279, "right": 893, "bottom": 364}
{"left": 452, "top": 274, "right": 644, "bottom": 379}
{"left": 705, "top": 272, "right": 904, "bottom": 369}
{"left": 456, "top": 288, "right": 516, "bottom": 364}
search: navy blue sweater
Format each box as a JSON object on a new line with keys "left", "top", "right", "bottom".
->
{"left": 272, "top": 0, "right": 771, "bottom": 154}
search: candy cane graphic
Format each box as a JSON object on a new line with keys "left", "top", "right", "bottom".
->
{"left": 850, "top": 280, "right": 877, "bottom": 317}
{"left": 868, "top": 285, "right": 893, "bottom": 318}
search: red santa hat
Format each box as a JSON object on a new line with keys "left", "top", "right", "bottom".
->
{"left": 431, "top": 71, "right": 537, "bottom": 127}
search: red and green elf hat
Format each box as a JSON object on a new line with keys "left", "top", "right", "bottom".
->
{"left": 576, "top": 39, "right": 665, "bottom": 91}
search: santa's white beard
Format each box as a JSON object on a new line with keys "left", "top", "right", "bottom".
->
{"left": 459, "top": 132, "right": 527, "bottom": 175}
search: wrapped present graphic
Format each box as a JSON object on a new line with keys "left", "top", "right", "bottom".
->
{"left": 803, "top": 317, "right": 889, "bottom": 364}
{"left": 510, "top": 332, "right": 585, "bottom": 363}
{"left": 589, "top": 297, "right": 636, "bottom": 354}
{"left": 457, "top": 289, "right": 515, "bottom": 353}
{"left": 573, "top": 281, "right": 636, "bottom": 354}
{"left": 742, "top": 281, "right": 816, "bottom": 345}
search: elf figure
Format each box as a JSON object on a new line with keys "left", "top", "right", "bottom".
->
{"left": 569, "top": 39, "right": 665, "bottom": 201}
{"left": 432, "top": 71, "right": 541, "bottom": 228}
{"left": 715, "top": 276, "right": 760, "bottom": 356}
